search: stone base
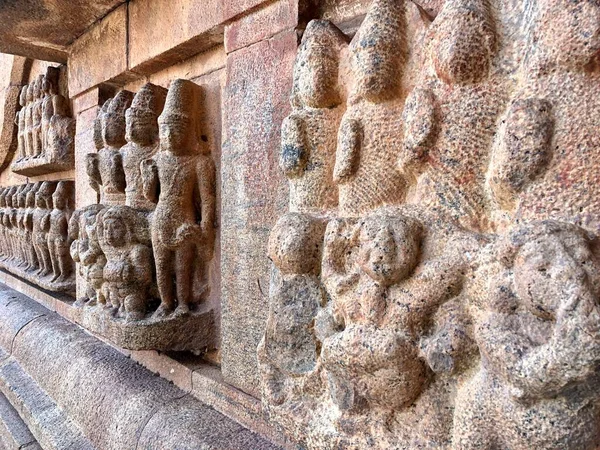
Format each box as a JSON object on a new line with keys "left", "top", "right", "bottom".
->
{"left": 10, "top": 154, "right": 73, "bottom": 176}
{"left": 73, "top": 303, "right": 216, "bottom": 352}
{"left": 0, "top": 392, "right": 41, "bottom": 450}
{"left": 0, "top": 258, "right": 75, "bottom": 295}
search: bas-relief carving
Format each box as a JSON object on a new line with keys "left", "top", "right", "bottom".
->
{"left": 260, "top": 0, "right": 600, "bottom": 448}
{"left": 11, "top": 67, "right": 75, "bottom": 176}
{"left": 0, "top": 181, "right": 75, "bottom": 293}
{"left": 74, "top": 80, "right": 217, "bottom": 352}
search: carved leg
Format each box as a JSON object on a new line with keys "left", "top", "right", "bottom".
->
{"left": 124, "top": 289, "right": 146, "bottom": 322}
{"left": 174, "top": 242, "right": 195, "bottom": 314}
{"left": 39, "top": 239, "right": 52, "bottom": 276}
{"left": 48, "top": 239, "right": 60, "bottom": 282}
{"left": 56, "top": 241, "right": 72, "bottom": 282}
{"left": 154, "top": 244, "right": 175, "bottom": 317}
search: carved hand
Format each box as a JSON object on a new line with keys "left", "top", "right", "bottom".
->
{"left": 334, "top": 118, "right": 362, "bottom": 183}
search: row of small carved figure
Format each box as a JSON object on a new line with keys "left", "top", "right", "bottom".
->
{"left": 77, "top": 79, "right": 216, "bottom": 321}
{"left": 259, "top": 209, "right": 600, "bottom": 448}
{"left": 281, "top": 0, "right": 599, "bottom": 233}
{"left": 0, "top": 182, "right": 74, "bottom": 284}
{"left": 14, "top": 67, "right": 74, "bottom": 164}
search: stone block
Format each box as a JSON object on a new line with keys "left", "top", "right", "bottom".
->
{"left": 225, "top": 0, "right": 299, "bottom": 53}
{"left": 221, "top": 31, "right": 295, "bottom": 397}
{"left": 0, "top": 392, "right": 41, "bottom": 450}
{"left": 73, "top": 303, "right": 216, "bottom": 352}
{"left": 68, "top": 4, "right": 130, "bottom": 97}
{"left": 128, "top": 0, "right": 223, "bottom": 75}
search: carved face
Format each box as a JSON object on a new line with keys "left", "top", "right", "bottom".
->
{"left": 268, "top": 213, "right": 324, "bottom": 275}
{"left": 432, "top": 6, "right": 495, "bottom": 85}
{"left": 126, "top": 108, "right": 158, "bottom": 145}
{"left": 158, "top": 114, "right": 193, "bottom": 153}
{"left": 35, "top": 191, "right": 46, "bottom": 208}
{"left": 41, "top": 76, "right": 51, "bottom": 95}
{"left": 358, "top": 216, "right": 421, "bottom": 287}
{"left": 102, "top": 111, "right": 127, "bottom": 147}
{"left": 52, "top": 191, "right": 66, "bottom": 210}
{"left": 513, "top": 233, "right": 597, "bottom": 320}
{"left": 104, "top": 217, "right": 127, "bottom": 248}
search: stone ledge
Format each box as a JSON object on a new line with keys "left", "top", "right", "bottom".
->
{"left": 0, "top": 391, "right": 41, "bottom": 450}
{"left": 73, "top": 303, "right": 216, "bottom": 352}
{"left": 0, "top": 284, "right": 281, "bottom": 450}
{"left": 0, "top": 261, "right": 75, "bottom": 295}
{"left": 10, "top": 155, "right": 74, "bottom": 177}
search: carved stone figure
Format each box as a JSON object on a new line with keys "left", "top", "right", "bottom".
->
{"left": 70, "top": 205, "right": 106, "bottom": 305}
{"left": 14, "top": 85, "right": 28, "bottom": 161}
{"left": 258, "top": 213, "right": 327, "bottom": 405}
{"left": 45, "top": 94, "right": 75, "bottom": 163}
{"left": 121, "top": 83, "right": 167, "bottom": 211}
{"left": 280, "top": 20, "right": 347, "bottom": 213}
{"left": 86, "top": 90, "right": 133, "bottom": 205}
{"left": 32, "top": 181, "right": 54, "bottom": 276}
{"left": 334, "top": 0, "right": 408, "bottom": 216}
{"left": 31, "top": 74, "right": 44, "bottom": 158}
{"left": 40, "top": 67, "right": 60, "bottom": 153}
{"left": 401, "top": 0, "right": 505, "bottom": 231}
{"left": 24, "top": 83, "right": 34, "bottom": 159}
{"left": 96, "top": 206, "right": 154, "bottom": 320}
{"left": 454, "top": 221, "right": 600, "bottom": 449}
{"left": 141, "top": 79, "right": 216, "bottom": 316}
{"left": 47, "top": 181, "right": 73, "bottom": 282}
{"left": 23, "top": 183, "right": 40, "bottom": 271}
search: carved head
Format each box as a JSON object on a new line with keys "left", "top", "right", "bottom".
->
{"left": 349, "top": 0, "right": 407, "bottom": 102}
{"left": 158, "top": 79, "right": 204, "bottom": 154}
{"left": 17, "top": 184, "right": 30, "bottom": 208}
{"left": 0, "top": 188, "right": 6, "bottom": 208}
{"left": 35, "top": 181, "right": 55, "bottom": 209}
{"left": 19, "top": 85, "right": 28, "bottom": 107}
{"left": 291, "top": 20, "right": 348, "bottom": 109}
{"left": 357, "top": 213, "right": 422, "bottom": 287}
{"left": 26, "top": 83, "right": 34, "bottom": 104}
{"left": 41, "top": 75, "right": 51, "bottom": 95}
{"left": 34, "top": 75, "right": 44, "bottom": 99}
{"left": 12, "top": 185, "right": 23, "bottom": 208}
{"left": 431, "top": 0, "right": 496, "bottom": 85}
{"left": 25, "top": 182, "right": 41, "bottom": 208}
{"left": 52, "top": 181, "right": 72, "bottom": 211}
{"left": 497, "top": 221, "right": 600, "bottom": 320}
{"left": 94, "top": 100, "right": 110, "bottom": 151}
{"left": 102, "top": 91, "right": 134, "bottom": 148}
{"left": 126, "top": 83, "right": 167, "bottom": 146}
{"left": 268, "top": 213, "right": 326, "bottom": 275}
{"left": 525, "top": 0, "right": 600, "bottom": 73}
{"left": 98, "top": 206, "right": 150, "bottom": 250}
{"left": 4, "top": 187, "right": 16, "bottom": 208}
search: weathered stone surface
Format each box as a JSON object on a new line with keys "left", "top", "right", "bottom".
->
{"left": 68, "top": 4, "right": 130, "bottom": 97}
{"left": 259, "top": 1, "right": 600, "bottom": 448}
{"left": 225, "top": 0, "right": 299, "bottom": 54}
{"left": 11, "top": 66, "right": 75, "bottom": 177}
{"left": 0, "top": 285, "right": 280, "bottom": 450}
{"left": 0, "top": 1, "right": 125, "bottom": 63}
{"left": 221, "top": 30, "right": 296, "bottom": 397}
{"left": 0, "top": 181, "right": 75, "bottom": 295}
{"left": 0, "top": 392, "right": 41, "bottom": 450}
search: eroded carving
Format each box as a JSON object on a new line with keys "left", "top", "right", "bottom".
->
{"left": 261, "top": 0, "right": 600, "bottom": 448}
{"left": 0, "top": 181, "right": 75, "bottom": 293}
{"left": 11, "top": 67, "right": 75, "bottom": 176}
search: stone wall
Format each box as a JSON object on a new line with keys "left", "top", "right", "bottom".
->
{"left": 0, "top": 0, "right": 597, "bottom": 449}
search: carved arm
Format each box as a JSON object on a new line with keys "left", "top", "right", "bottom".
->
{"left": 86, "top": 153, "right": 102, "bottom": 193}
{"left": 140, "top": 158, "right": 159, "bottom": 204}
{"left": 280, "top": 114, "right": 308, "bottom": 178}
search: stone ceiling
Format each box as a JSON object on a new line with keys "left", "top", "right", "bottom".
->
{"left": 0, "top": 0, "right": 126, "bottom": 63}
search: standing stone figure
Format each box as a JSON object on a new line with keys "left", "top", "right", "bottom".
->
{"left": 33, "top": 181, "right": 55, "bottom": 276}
{"left": 46, "top": 95, "right": 75, "bottom": 162}
{"left": 141, "top": 79, "right": 216, "bottom": 317}
{"left": 96, "top": 206, "right": 153, "bottom": 320}
{"left": 14, "top": 85, "right": 28, "bottom": 161}
{"left": 31, "top": 75, "right": 44, "bottom": 158}
{"left": 23, "top": 183, "right": 41, "bottom": 271}
{"left": 280, "top": 20, "right": 347, "bottom": 213}
{"left": 258, "top": 213, "right": 327, "bottom": 405}
{"left": 47, "top": 181, "right": 73, "bottom": 282}
{"left": 121, "top": 83, "right": 167, "bottom": 211}
{"left": 334, "top": 0, "right": 408, "bottom": 216}
{"left": 24, "top": 83, "right": 34, "bottom": 159}
{"left": 86, "top": 91, "right": 134, "bottom": 205}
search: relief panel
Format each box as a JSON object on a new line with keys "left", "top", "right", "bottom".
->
{"left": 259, "top": 0, "right": 600, "bottom": 448}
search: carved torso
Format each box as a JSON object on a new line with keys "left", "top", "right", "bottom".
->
{"left": 121, "top": 142, "right": 159, "bottom": 210}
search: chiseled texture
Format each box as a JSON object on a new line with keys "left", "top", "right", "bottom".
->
{"left": 260, "top": 0, "right": 600, "bottom": 448}
{"left": 0, "top": 285, "right": 280, "bottom": 450}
